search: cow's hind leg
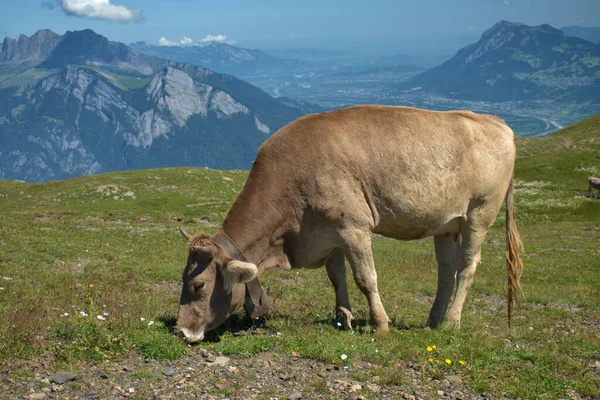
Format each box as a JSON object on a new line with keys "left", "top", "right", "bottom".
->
{"left": 445, "top": 208, "right": 495, "bottom": 328}
{"left": 342, "top": 230, "right": 390, "bottom": 332}
{"left": 427, "top": 234, "right": 459, "bottom": 328}
{"left": 326, "top": 249, "right": 353, "bottom": 329}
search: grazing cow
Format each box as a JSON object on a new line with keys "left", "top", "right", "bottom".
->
{"left": 589, "top": 177, "right": 600, "bottom": 199}
{"left": 174, "top": 105, "right": 524, "bottom": 343}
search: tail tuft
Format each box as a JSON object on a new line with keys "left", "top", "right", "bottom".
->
{"left": 505, "top": 179, "right": 524, "bottom": 328}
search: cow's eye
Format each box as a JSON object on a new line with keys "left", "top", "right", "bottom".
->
{"left": 195, "top": 282, "right": 205, "bottom": 292}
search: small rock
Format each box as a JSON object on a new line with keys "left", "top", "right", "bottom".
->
{"left": 489, "top": 238, "right": 501, "bottom": 247}
{"left": 205, "top": 354, "right": 216, "bottom": 363}
{"left": 366, "top": 384, "right": 381, "bottom": 393}
{"left": 349, "top": 383, "right": 362, "bottom": 393}
{"left": 213, "top": 356, "right": 230, "bottom": 366}
{"left": 446, "top": 374, "right": 461, "bottom": 384}
{"left": 48, "top": 372, "right": 76, "bottom": 384}
{"left": 161, "top": 367, "right": 177, "bottom": 377}
{"left": 437, "top": 390, "right": 446, "bottom": 396}
{"left": 29, "top": 394, "right": 46, "bottom": 400}
{"left": 289, "top": 391, "right": 302, "bottom": 399}
{"left": 215, "top": 383, "right": 227, "bottom": 391}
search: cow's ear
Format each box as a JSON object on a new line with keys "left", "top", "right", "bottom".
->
{"left": 222, "top": 261, "right": 258, "bottom": 293}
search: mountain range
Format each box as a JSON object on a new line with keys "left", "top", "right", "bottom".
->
{"left": 0, "top": 29, "right": 320, "bottom": 182}
{"left": 395, "top": 21, "right": 600, "bottom": 103}
{"left": 129, "top": 41, "right": 309, "bottom": 78}
{"left": 561, "top": 26, "right": 600, "bottom": 44}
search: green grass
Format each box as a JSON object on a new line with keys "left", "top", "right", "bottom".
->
{"left": 0, "top": 115, "right": 599, "bottom": 398}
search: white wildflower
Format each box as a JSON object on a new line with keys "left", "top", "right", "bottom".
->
{"left": 340, "top": 354, "right": 348, "bottom": 360}
{"left": 336, "top": 322, "right": 342, "bottom": 327}
{"left": 79, "top": 311, "right": 88, "bottom": 317}
{"left": 62, "top": 312, "right": 69, "bottom": 317}
{"left": 103, "top": 312, "right": 109, "bottom": 316}
{"left": 148, "top": 321, "right": 155, "bottom": 327}
{"left": 140, "top": 317, "right": 145, "bottom": 322}
{"left": 97, "top": 315, "right": 106, "bottom": 321}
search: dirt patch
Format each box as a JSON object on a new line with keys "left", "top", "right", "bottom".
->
{"left": 33, "top": 212, "right": 69, "bottom": 223}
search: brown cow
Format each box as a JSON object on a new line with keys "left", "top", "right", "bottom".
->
{"left": 589, "top": 177, "right": 600, "bottom": 199}
{"left": 174, "top": 105, "right": 524, "bottom": 343}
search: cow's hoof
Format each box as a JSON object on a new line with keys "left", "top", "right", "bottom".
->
{"left": 335, "top": 307, "right": 353, "bottom": 330}
{"left": 426, "top": 314, "right": 444, "bottom": 329}
{"left": 444, "top": 315, "right": 461, "bottom": 329}
{"left": 372, "top": 323, "right": 389, "bottom": 333}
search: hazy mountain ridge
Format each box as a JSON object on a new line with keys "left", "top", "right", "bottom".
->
{"left": 561, "top": 26, "right": 600, "bottom": 44}
{"left": 130, "top": 41, "right": 310, "bottom": 77}
{"left": 395, "top": 21, "right": 600, "bottom": 102}
{"left": 0, "top": 29, "right": 310, "bottom": 182}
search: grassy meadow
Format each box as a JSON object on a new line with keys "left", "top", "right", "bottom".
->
{"left": 0, "top": 114, "right": 599, "bottom": 398}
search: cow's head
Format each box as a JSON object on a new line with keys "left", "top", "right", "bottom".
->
{"left": 174, "top": 229, "right": 258, "bottom": 343}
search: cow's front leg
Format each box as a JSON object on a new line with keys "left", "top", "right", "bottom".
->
{"left": 326, "top": 249, "right": 353, "bottom": 330}
{"left": 427, "top": 234, "right": 459, "bottom": 328}
{"left": 342, "top": 230, "right": 390, "bottom": 332}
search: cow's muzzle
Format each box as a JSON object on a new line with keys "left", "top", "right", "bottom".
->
{"left": 174, "top": 326, "right": 204, "bottom": 343}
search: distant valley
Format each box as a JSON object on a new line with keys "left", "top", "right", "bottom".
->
{"left": 130, "top": 22, "right": 600, "bottom": 138}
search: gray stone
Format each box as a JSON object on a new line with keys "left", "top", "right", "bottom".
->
{"left": 489, "top": 238, "right": 502, "bottom": 247}
{"left": 161, "top": 367, "right": 177, "bottom": 377}
{"left": 212, "top": 356, "right": 230, "bottom": 366}
{"left": 48, "top": 372, "right": 76, "bottom": 384}
{"left": 289, "top": 391, "right": 302, "bottom": 399}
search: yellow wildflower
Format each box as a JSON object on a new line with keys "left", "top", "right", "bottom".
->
{"left": 432, "top": 345, "right": 437, "bottom": 349}
{"left": 428, "top": 357, "right": 433, "bottom": 363}
{"left": 445, "top": 359, "right": 452, "bottom": 365}
{"left": 459, "top": 360, "right": 467, "bottom": 366}
{"left": 426, "top": 346, "right": 433, "bottom": 352}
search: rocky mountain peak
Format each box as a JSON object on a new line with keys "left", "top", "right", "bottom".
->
{"left": 1, "top": 29, "right": 61, "bottom": 64}
{"left": 39, "top": 29, "right": 155, "bottom": 75}
{"left": 461, "top": 21, "right": 523, "bottom": 64}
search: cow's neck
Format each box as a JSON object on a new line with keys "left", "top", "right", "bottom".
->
{"left": 220, "top": 171, "right": 295, "bottom": 272}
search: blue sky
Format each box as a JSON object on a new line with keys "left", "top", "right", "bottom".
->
{"left": 1, "top": 0, "right": 599, "bottom": 54}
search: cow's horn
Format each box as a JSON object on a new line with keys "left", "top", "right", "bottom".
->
{"left": 179, "top": 227, "right": 191, "bottom": 240}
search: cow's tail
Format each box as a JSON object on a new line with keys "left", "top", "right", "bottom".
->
{"left": 505, "top": 178, "right": 524, "bottom": 328}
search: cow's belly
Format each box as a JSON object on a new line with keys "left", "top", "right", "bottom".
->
{"left": 373, "top": 211, "right": 464, "bottom": 241}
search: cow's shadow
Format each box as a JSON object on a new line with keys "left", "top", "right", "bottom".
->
{"left": 314, "top": 316, "right": 422, "bottom": 332}
{"left": 160, "top": 312, "right": 424, "bottom": 345}
{"left": 159, "top": 314, "right": 266, "bottom": 344}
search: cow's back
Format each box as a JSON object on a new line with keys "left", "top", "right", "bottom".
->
{"left": 253, "top": 105, "right": 516, "bottom": 240}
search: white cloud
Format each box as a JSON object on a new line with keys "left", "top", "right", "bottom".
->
{"left": 201, "top": 34, "right": 227, "bottom": 43}
{"left": 60, "top": 0, "right": 142, "bottom": 22}
{"left": 158, "top": 36, "right": 195, "bottom": 46}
